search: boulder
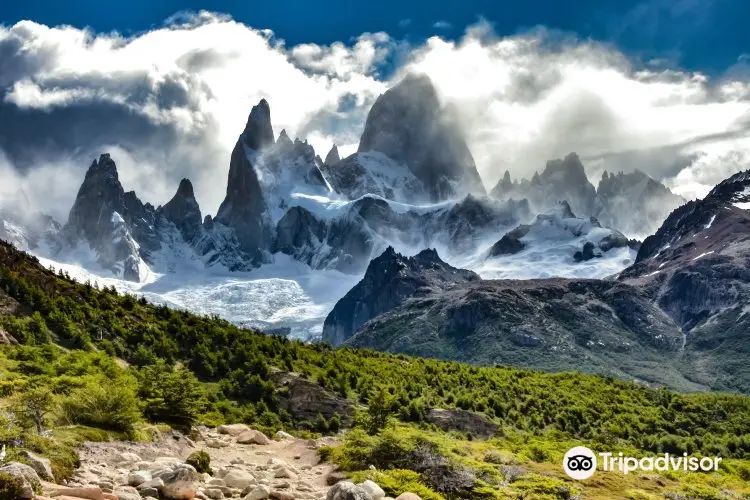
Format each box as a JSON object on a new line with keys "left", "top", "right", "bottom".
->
{"left": 160, "top": 463, "right": 199, "bottom": 500}
{"left": 359, "top": 480, "right": 385, "bottom": 499}
{"left": 326, "top": 481, "right": 372, "bottom": 500}
{"left": 325, "top": 471, "right": 347, "bottom": 486}
{"left": 217, "top": 424, "right": 252, "bottom": 436}
{"left": 128, "top": 470, "right": 152, "bottom": 487}
{"left": 0, "top": 462, "right": 42, "bottom": 499}
{"left": 18, "top": 450, "right": 54, "bottom": 481}
{"left": 113, "top": 486, "right": 140, "bottom": 500}
{"left": 244, "top": 484, "right": 271, "bottom": 500}
{"left": 396, "top": 494, "right": 422, "bottom": 500}
{"left": 236, "top": 430, "right": 272, "bottom": 445}
{"left": 274, "top": 431, "right": 293, "bottom": 441}
{"left": 222, "top": 470, "right": 256, "bottom": 490}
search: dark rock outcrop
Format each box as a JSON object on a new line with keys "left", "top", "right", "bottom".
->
{"left": 426, "top": 408, "right": 499, "bottom": 439}
{"left": 358, "top": 73, "right": 486, "bottom": 201}
{"left": 322, "top": 247, "right": 480, "bottom": 346}
{"left": 346, "top": 277, "right": 694, "bottom": 389}
{"left": 271, "top": 371, "right": 354, "bottom": 426}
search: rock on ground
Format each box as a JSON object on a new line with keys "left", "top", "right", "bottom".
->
{"left": 326, "top": 481, "right": 372, "bottom": 500}
{"left": 0, "top": 462, "right": 42, "bottom": 499}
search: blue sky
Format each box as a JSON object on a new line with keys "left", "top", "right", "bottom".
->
{"left": 1, "top": 0, "right": 747, "bottom": 75}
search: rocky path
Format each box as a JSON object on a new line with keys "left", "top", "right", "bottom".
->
{"left": 0, "top": 424, "right": 422, "bottom": 500}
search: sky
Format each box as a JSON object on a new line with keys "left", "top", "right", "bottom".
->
{"left": 1, "top": 0, "right": 750, "bottom": 220}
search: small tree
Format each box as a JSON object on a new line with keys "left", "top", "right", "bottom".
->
{"left": 137, "top": 361, "right": 204, "bottom": 428}
{"left": 366, "top": 387, "right": 394, "bottom": 435}
{"left": 11, "top": 387, "right": 54, "bottom": 434}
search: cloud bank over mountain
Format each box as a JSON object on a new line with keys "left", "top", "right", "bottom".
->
{"left": 1, "top": 11, "right": 749, "bottom": 220}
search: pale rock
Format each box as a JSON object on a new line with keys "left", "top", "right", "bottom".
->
{"left": 161, "top": 463, "right": 199, "bottom": 500}
{"left": 396, "top": 494, "right": 422, "bottom": 500}
{"left": 359, "top": 480, "right": 385, "bottom": 500}
{"left": 237, "top": 430, "right": 272, "bottom": 445}
{"left": 204, "top": 488, "right": 224, "bottom": 499}
{"left": 273, "top": 467, "right": 296, "bottom": 479}
{"left": 274, "top": 431, "right": 293, "bottom": 440}
{"left": 128, "top": 470, "right": 152, "bottom": 487}
{"left": 244, "top": 485, "right": 271, "bottom": 500}
{"left": 19, "top": 450, "right": 54, "bottom": 481}
{"left": 140, "top": 487, "right": 160, "bottom": 497}
{"left": 217, "top": 424, "right": 252, "bottom": 436}
{"left": 326, "top": 481, "right": 372, "bottom": 500}
{"left": 223, "top": 470, "right": 256, "bottom": 490}
{"left": 116, "top": 453, "right": 143, "bottom": 465}
{"left": 48, "top": 486, "right": 104, "bottom": 500}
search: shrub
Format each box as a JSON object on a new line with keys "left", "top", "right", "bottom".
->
{"left": 58, "top": 381, "right": 141, "bottom": 433}
{"left": 185, "top": 450, "right": 211, "bottom": 474}
{"left": 0, "top": 472, "right": 25, "bottom": 500}
{"left": 136, "top": 361, "right": 204, "bottom": 428}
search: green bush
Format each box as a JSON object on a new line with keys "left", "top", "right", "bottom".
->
{"left": 185, "top": 450, "right": 211, "bottom": 474}
{"left": 58, "top": 381, "right": 141, "bottom": 433}
{"left": 0, "top": 472, "right": 25, "bottom": 500}
{"left": 136, "top": 361, "right": 204, "bottom": 428}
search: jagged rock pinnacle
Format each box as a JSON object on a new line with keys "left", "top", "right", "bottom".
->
{"left": 324, "top": 144, "right": 340, "bottom": 166}
{"left": 242, "top": 99, "right": 275, "bottom": 151}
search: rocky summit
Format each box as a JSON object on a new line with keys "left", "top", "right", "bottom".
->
{"left": 357, "top": 73, "right": 485, "bottom": 201}
{"left": 322, "top": 246, "right": 480, "bottom": 346}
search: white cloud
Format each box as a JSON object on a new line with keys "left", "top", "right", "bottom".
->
{"left": 1, "top": 11, "right": 750, "bottom": 225}
{"left": 432, "top": 21, "right": 452, "bottom": 30}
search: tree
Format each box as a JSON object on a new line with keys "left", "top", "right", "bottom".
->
{"left": 137, "top": 361, "right": 204, "bottom": 428}
{"left": 11, "top": 387, "right": 54, "bottom": 434}
{"left": 366, "top": 387, "right": 394, "bottom": 435}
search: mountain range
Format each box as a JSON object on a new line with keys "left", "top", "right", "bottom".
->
{"left": 322, "top": 169, "right": 750, "bottom": 393}
{"left": 3, "top": 72, "right": 743, "bottom": 393}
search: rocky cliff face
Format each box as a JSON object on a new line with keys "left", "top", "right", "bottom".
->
{"left": 214, "top": 137, "right": 274, "bottom": 264}
{"left": 345, "top": 275, "right": 696, "bottom": 389}
{"left": 64, "top": 154, "right": 156, "bottom": 281}
{"left": 322, "top": 246, "right": 480, "bottom": 346}
{"left": 615, "top": 169, "right": 750, "bottom": 391}
{"left": 358, "top": 73, "right": 486, "bottom": 201}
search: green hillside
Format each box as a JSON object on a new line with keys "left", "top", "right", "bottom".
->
{"left": 1, "top": 240, "right": 749, "bottom": 499}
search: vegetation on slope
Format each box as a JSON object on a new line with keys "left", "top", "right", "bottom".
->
{"left": 1, "top": 240, "right": 749, "bottom": 498}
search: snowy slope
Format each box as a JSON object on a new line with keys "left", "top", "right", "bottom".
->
{"left": 35, "top": 252, "right": 360, "bottom": 340}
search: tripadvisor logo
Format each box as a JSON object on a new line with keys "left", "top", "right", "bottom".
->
{"left": 563, "top": 446, "right": 722, "bottom": 480}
